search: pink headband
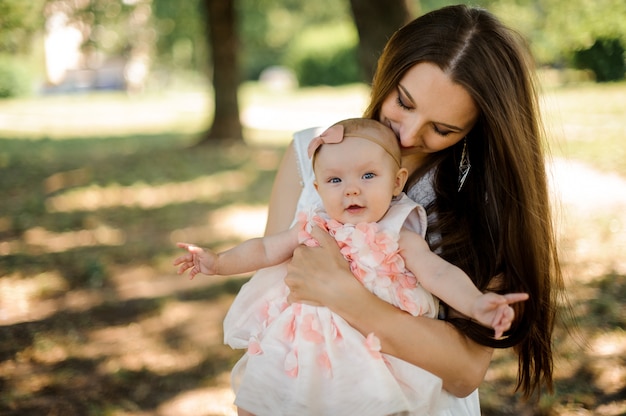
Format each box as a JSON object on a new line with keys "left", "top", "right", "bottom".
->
{"left": 307, "top": 122, "right": 401, "bottom": 167}
{"left": 307, "top": 124, "right": 345, "bottom": 159}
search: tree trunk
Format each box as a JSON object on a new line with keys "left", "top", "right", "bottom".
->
{"left": 199, "top": 0, "right": 243, "bottom": 144}
{"left": 348, "top": 0, "right": 415, "bottom": 82}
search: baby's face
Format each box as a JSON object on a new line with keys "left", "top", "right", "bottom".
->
{"left": 313, "top": 137, "right": 405, "bottom": 224}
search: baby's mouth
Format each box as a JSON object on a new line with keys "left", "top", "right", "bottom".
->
{"left": 346, "top": 204, "right": 364, "bottom": 213}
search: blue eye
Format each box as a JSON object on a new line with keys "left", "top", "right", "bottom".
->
{"left": 363, "top": 172, "right": 375, "bottom": 179}
{"left": 329, "top": 177, "right": 341, "bottom": 184}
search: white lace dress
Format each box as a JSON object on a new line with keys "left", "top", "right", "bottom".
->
{"left": 223, "top": 127, "right": 481, "bottom": 416}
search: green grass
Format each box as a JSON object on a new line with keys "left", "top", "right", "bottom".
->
{"left": 0, "top": 80, "right": 624, "bottom": 415}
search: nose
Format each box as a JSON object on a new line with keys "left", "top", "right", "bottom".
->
{"left": 399, "top": 117, "right": 426, "bottom": 147}
{"left": 344, "top": 182, "right": 360, "bottom": 196}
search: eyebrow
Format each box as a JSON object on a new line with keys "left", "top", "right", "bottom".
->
{"left": 398, "top": 83, "right": 465, "bottom": 132}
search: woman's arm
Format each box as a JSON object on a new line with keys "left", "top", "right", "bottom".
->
{"left": 265, "top": 142, "right": 302, "bottom": 236}
{"left": 285, "top": 225, "right": 494, "bottom": 397}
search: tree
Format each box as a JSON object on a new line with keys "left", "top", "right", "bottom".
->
{"left": 348, "top": 0, "right": 414, "bottom": 82}
{"left": 0, "top": 0, "right": 46, "bottom": 54}
{"left": 199, "top": 0, "right": 243, "bottom": 144}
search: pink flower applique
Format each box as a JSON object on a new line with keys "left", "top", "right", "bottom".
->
{"left": 297, "top": 212, "right": 318, "bottom": 246}
{"left": 365, "top": 333, "right": 382, "bottom": 359}
{"left": 317, "top": 351, "right": 333, "bottom": 378}
{"left": 397, "top": 287, "right": 420, "bottom": 315}
{"left": 247, "top": 336, "right": 263, "bottom": 355}
{"left": 285, "top": 348, "right": 298, "bottom": 377}
{"left": 301, "top": 313, "right": 325, "bottom": 344}
{"left": 329, "top": 316, "right": 343, "bottom": 342}
{"left": 374, "top": 231, "right": 398, "bottom": 255}
{"left": 283, "top": 313, "right": 297, "bottom": 343}
{"left": 265, "top": 298, "right": 289, "bottom": 327}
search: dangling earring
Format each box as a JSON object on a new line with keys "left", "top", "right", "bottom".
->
{"left": 457, "top": 137, "right": 471, "bottom": 192}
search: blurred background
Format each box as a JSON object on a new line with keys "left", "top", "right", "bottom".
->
{"left": 0, "top": 0, "right": 625, "bottom": 415}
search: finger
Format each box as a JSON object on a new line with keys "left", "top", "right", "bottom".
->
{"left": 492, "top": 306, "right": 514, "bottom": 338}
{"left": 503, "top": 293, "right": 529, "bottom": 304}
{"left": 308, "top": 225, "right": 335, "bottom": 247}
{"left": 177, "top": 242, "right": 203, "bottom": 253}
{"left": 494, "top": 327, "right": 503, "bottom": 339}
{"left": 173, "top": 254, "right": 191, "bottom": 265}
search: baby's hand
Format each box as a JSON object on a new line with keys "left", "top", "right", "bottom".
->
{"left": 473, "top": 292, "right": 529, "bottom": 338}
{"left": 173, "top": 242, "right": 219, "bottom": 279}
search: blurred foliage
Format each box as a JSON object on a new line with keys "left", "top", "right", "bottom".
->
{"left": 2, "top": 0, "right": 626, "bottom": 97}
{"left": 151, "top": 0, "right": 208, "bottom": 72}
{"left": 44, "top": 0, "right": 139, "bottom": 55}
{"left": 0, "top": 55, "right": 33, "bottom": 98}
{"left": 572, "top": 38, "right": 625, "bottom": 82}
{"left": 237, "top": 0, "right": 352, "bottom": 80}
{"left": 0, "top": 0, "right": 46, "bottom": 53}
{"left": 285, "top": 22, "right": 360, "bottom": 86}
{"left": 0, "top": 0, "right": 45, "bottom": 97}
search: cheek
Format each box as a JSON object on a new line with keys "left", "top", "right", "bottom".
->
{"left": 380, "top": 96, "right": 398, "bottom": 119}
{"left": 426, "top": 134, "right": 464, "bottom": 153}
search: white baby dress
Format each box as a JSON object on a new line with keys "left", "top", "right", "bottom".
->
{"left": 223, "top": 127, "right": 481, "bottom": 416}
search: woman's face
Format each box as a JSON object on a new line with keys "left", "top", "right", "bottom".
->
{"left": 380, "top": 62, "right": 479, "bottom": 168}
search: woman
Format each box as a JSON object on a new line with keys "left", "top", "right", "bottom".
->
{"left": 264, "top": 4, "right": 564, "bottom": 411}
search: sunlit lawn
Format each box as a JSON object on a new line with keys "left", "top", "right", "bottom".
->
{"left": 0, "top": 79, "right": 624, "bottom": 415}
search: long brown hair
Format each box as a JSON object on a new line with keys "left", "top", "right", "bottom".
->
{"left": 364, "top": 5, "right": 564, "bottom": 398}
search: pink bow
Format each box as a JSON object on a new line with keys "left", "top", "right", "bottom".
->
{"left": 307, "top": 124, "right": 345, "bottom": 159}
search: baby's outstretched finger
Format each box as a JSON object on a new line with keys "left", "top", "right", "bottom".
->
{"left": 504, "top": 293, "right": 529, "bottom": 305}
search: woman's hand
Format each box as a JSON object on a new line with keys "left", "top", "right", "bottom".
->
{"left": 285, "top": 225, "right": 363, "bottom": 308}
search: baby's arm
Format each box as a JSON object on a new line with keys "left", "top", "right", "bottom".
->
{"left": 398, "top": 228, "right": 528, "bottom": 338}
{"left": 174, "top": 226, "right": 300, "bottom": 279}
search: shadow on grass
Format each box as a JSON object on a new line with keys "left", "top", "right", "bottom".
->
{"left": 0, "top": 133, "right": 272, "bottom": 414}
{"left": 0, "top": 277, "right": 247, "bottom": 415}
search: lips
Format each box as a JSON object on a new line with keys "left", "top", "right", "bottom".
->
{"left": 346, "top": 204, "right": 365, "bottom": 213}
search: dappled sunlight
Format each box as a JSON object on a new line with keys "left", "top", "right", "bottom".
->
{"left": 46, "top": 170, "right": 253, "bottom": 212}
{"left": 22, "top": 224, "right": 125, "bottom": 253}
{"left": 0, "top": 92, "right": 210, "bottom": 139}
{"left": 157, "top": 381, "right": 237, "bottom": 416}
{"left": 591, "top": 331, "right": 626, "bottom": 357}
{"left": 79, "top": 296, "right": 234, "bottom": 373}
{"left": 0, "top": 272, "right": 68, "bottom": 323}
{"left": 549, "top": 158, "right": 626, "bottom": 280}
{"left": 86, "top": 322, "right": 202, "bottom": 375}
{"left": 241, "top": 84, "right": 370, "bottom": 144}
{"left": 170, "top": 204, "right": 268, "bottom": 246}
{"left": 44, "top": 167, "right": 92, "bottom": 194}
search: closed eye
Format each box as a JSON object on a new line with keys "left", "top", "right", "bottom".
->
{"left": 433, "top": 124, "right": 453, "bottom": 136}
{"left": 396, "top": 93, "right": 412, "bottom": 110}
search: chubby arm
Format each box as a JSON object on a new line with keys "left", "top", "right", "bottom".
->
{"left": 285, "top": 225, "right": 493, "bottom": 397}
{"left": 175, "top": 226, "right": 299, "bottom": 278}
{"left": 399, "top": 228, "right": 528, "bottom": 338}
